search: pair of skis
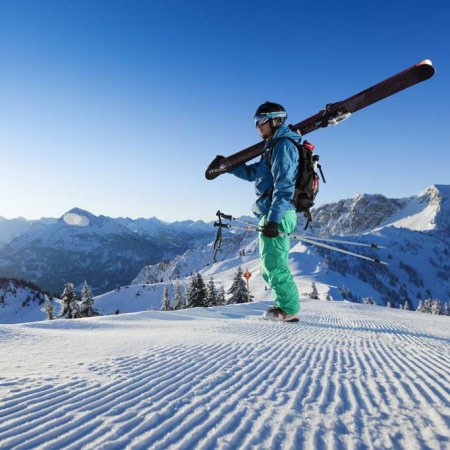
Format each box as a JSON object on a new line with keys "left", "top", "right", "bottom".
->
{"left": 205, "top": 59, "right": 435, "bottom": 179}
{"left": 214, "top": 211, "right": 387, "bottom": 265}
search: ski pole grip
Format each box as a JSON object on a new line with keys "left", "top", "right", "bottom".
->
{"left": 219, "top": 212, "right": 233, "bottom": 221}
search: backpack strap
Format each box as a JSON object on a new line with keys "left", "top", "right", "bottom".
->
{"left": 259, "top": 136, "right": 302, "bottom": 200}
{"left": 265, "top": 136, "right": 301, "bottom": 169}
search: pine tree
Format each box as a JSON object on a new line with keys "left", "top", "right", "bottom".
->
{"left": 172, "top": 282, "right": 184, "bottom": 310}
{"left": 80, "top": 281, "right": 99, "bottom": 317}
{"left": 403, "top": 299, "right": 411, "bottom": 311}
{"left": 59, "top": 282, "right": 80, "bottom": 319}
{"left": 216, "top": 286, "right": 226, "bottom": 305}
{"left": 363, "top": 297, "right": 376, "bottom": 305}
{"left": 423, "top": 299, "right": 433, "bottom": 313}
{"left": 161, "top": 286, "right": 171, "bottom": 311}
{"left": 416, "top": 299, "right": 424, "bottom": 312}
{"left": 43, "top": 296, "right": 55, "bottom": 320}
{"left": 185, "top": 273, "right": 207, "bottom": 308}
{"left": 431, "top": 299, "right": 442, "bottom": 315}
{"left": 309, "top": 282, "right": 320, "bottom": 300}
{"left": 326, "top": 293, "right": 332, "bottom": 301}
{"left": 206, "top": 277, "right": 218, "bottom": 307}
{"left": 227, "top": 267, "right": 250, "bottom": 304}
{"left": 443, "top": 302, "right": 450, "bottom": 316}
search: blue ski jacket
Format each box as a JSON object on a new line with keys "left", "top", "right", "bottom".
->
{"left": 229, "top": 125, "right": 300, "bottom": 223}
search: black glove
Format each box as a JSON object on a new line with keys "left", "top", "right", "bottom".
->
{"left": 262, "top": 221, "right": 279, "bottom": 238}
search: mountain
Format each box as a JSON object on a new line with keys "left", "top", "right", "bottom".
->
{"left": 0, "top": 216, "right": 32, "bottom": 248}
{"left": 309, "top": 184, "right": 449, "bottom": 236}
{"left": 133, "top": 185, "right": 449, "bottom": 310}
{"left": 0, "top": 208, "right": 217, "bottom": 295}
{"left": 0, "top": 208, "right": 163, "bottom": 295}
{"left": 0, "top": 185, "right": 448, "bottom": 318}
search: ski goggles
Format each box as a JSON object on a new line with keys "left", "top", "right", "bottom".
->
{"left": 254, "top": 116, "right": 270, "bottom": 128}
{"left": 254, "top": 112, "right": 287, "bottom": 127}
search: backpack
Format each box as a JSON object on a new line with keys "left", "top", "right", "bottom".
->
{"left": 267, "top": 135, "right": 326, "bottom": 229}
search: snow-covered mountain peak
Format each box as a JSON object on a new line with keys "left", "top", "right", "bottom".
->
{"left": 379, "top": 184, "right": 449, "bottom": 233}
{"left": 59, "top": 208, "right": 98, "bottom": 227}
{"left": 419, "top": 184, "right": 448, "bottom": 202}
{"left": 311, "top": 192, "right": 403, "bottom": 235}
{"left": 310, "top": 185, "right": 449, "bottom": 236}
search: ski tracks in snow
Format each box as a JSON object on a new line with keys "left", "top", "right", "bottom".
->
{"left": 0, "top": 303, "right": 449, "bottom": 450}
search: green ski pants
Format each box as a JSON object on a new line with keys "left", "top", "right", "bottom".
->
{"left": 259, "top": 210, "right": 300, "bottom": 315}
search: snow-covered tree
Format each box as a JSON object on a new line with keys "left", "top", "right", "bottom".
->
{"left": 185, "top": 273, "right": 207, "bottom": 308}
{"left": 339, "top": 286, "right": 358, "bottom": 303}
{"left": 431, "top": 299, "right": 442, "bottom": 315}
{"left": 362, "top": 297, "right": 376, "bottom": 305}
{"left": 326, "top": 293, "right": 332, "bottom": 301}
{"left": 161, "top": 287, "right": 171, "bottom": 311}
{"left": 80, "top": 281, "right": 99, "bottom": 317}
{"left": 403, "top": 299, "right": 412, "bottom": 311}
{"left": 227, "top": 267, "right": 250, "bottom": 304}
{"left": 416, "top": 299, "right": 424, "bottom": 312}
{"left": 172, "top": 282, "right": 184, "bottom": 310}
{"left": 443, "top": 302, "right": 450, "bottom": 316}
{"left": 206, "top": 277, "right": 218, "bottom": 307}
{"left": 309, "top": 282, "right": 320, "bottom": 300}
{"left": 423, "top": 299, "right": 433, "bottom": 313}
{"left": 43, "top": 296, "right": 55, "bottom": 320}
{"left": 217, "top": 286, "right": 226, "bottom": 305}
{"left": 59, "top": 282, "right": 80, "bottom": 319}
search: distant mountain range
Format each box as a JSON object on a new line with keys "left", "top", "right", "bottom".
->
{"left": 0, "top": 208, "right": 216, "bottom": 294}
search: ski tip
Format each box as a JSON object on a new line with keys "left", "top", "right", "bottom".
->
{"left": 417, "top": 59, "right": 433, "bottom": 67}
{"left": 414, "top": 59, "right": 435, "bottom": 80}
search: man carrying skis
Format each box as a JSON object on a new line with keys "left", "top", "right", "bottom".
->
{"left": 227, "top": 102, "right": 300, "bottom": 322}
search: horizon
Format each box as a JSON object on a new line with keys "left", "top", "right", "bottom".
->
{"left": 1, "top": 1, "right": 449, "bottom": 222}
{"left": 1, "top": 182, "right": 446, "bottom": 222}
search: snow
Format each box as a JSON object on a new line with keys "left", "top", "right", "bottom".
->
{"left": 0, "top": 300, "right": 449, "bottom": 449}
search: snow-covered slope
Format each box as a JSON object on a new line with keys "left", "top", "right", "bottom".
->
{"left": 0, "top": 301, "right": 448, "bottom": 449}
{"left": 381, "top": 184, "right": 450, "bottom": 233}
{"left": 132, "top": 230, "right": 258, "bottom": 285}
{"left": 0, "top": 278, "right": 58, "bottom": 324}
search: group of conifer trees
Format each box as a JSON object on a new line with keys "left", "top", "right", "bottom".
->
{"left": 416, "top": 298, "right": 449, "bottom": 315}
{"left": 161, "top": 267, "right": 252, "bottom": 311}
{"left": 46, "top": 281, "right": 99, "bottom": 319}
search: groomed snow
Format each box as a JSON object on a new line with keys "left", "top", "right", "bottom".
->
{"left": 1, "top": 300, "right": 449, "bottom": 449}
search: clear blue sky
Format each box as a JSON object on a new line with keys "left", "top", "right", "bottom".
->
{"left": 0, "top": 0, "right": 448, "bottom": 222}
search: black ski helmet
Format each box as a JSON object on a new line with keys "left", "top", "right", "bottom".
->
{"left": 254, "top": 102, "right": 287, "bottom": 122}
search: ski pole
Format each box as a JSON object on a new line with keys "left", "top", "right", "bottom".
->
{"left": 284, "top": 234, "right": 385, "bottom": 249}
{"left": 290, "top": 235, "right": 388, "bottom": 265}
{"left": 216, "top": 211, "right": 384, "bottom": 249}
{"left": 214, "top": 220, "right": 388, "bottom": 265}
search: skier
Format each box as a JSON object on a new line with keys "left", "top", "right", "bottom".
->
{"left": 225, "top": 102, "right": 301, "bottom": 322}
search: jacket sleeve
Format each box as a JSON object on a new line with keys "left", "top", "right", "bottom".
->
{"left": 228, "top": 160, "right": 260, "bottom": 182}
{"left": 267, "top": 139, "right": 299, "bottom": 223}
